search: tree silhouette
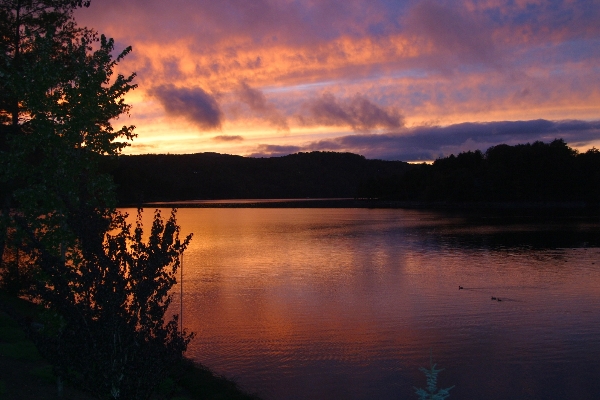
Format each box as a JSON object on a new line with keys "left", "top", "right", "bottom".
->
{"left": 0, "top": 0, "right": 136, "bottom": 281}
{"left": 414, "top": 359, "right": 454, "bottom": 400}
{"left": 358, "top": 139, "right": 600, "bottom": 205}
{"left": 1, "top": 2, "right": 194, "bottom": 398}
{"left": 30, "top": 209, "right": 193, "bottom": 399}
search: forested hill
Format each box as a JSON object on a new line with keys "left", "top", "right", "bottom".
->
{"left": 107, "top": 151, "right": 411, "bottom": 205}
{"left": 357, "top": 139, "right": 600, "bottom": 204}
{"left": 107, "top": 140, "right": 600, "bottom": 207}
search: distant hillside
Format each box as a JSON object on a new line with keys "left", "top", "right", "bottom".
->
{"left": 106, "top": 151, "right": 411, "bottom": 205}
{"left": 357, "top": 139, "right": 600, "bottom": 205}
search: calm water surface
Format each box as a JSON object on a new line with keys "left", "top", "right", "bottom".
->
{"left": 124, "top": 208, "right": 600, "bottom": 400}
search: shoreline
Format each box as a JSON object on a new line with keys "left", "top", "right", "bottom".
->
{"left": 120, "top": 199, "right": 600, "bottom": 216}
{"left": 0, "top": 292, "right": 260, "bottom": 400}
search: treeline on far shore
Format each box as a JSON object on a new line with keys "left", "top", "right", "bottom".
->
{"left": 357, "top": 139, "right": 600, "bottom": 204}
{"left": 105, "top": 151, "right": 411, "bottom": 204}
{"left": 105, "top": 139, "right": 600, "bottom": 207}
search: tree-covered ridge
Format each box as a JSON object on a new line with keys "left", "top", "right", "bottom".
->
{"left": 108, "top": 140, "right": 600, "bottom": 206}
{"left": 359, "top": 139, "right": 600, "bottom": 203}
{"left": 107, "top": 151, "right": 411, "bottom": 204}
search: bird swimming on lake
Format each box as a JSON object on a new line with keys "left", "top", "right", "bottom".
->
{"left": 491, "top": 296, "right": 497, "bottom": 300}
{"left": 459, "top": 286, "right": 463, "bottom": 290}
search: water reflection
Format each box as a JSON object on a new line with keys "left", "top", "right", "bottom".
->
{"left": 122, "top": 208, "right": 600, "bottom": 399}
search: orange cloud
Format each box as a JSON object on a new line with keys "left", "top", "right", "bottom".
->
{"left": 73, "top": 0, "right": 600, "bottom": 157}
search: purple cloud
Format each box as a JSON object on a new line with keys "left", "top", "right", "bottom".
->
{"left": 149, "top": 85, "right": 223, "bottom": 130}
{"left": 299, "top": 92, "right": 404, "bottom": 132}
{"left": 404, "top": 1, "right": 498, "bottom": 70}
{"left": 238, "top": 82, "right": 289, "bottom": 130}
{"left": 213, "top": 135, "right": 244, "bottom": 142}
{"left": 74, "top": 0, "right": 600, "bottom": 157}
{"left": 251, "top": 119, "right": 600, "bottom": 161}
{"left": 249, "top": 144, "right": 302, "bottom": 158}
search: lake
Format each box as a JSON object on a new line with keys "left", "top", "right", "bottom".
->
{"left": 124, "top": 207, "right": 600, "bottom": 399}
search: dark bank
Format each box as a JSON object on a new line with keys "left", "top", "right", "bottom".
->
{"left": 106, "top": 139, "right": 600, "bottom": 212}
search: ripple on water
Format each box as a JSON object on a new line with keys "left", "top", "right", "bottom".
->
{"left": 147, "top": 208, "right": 600, "bottom": 400}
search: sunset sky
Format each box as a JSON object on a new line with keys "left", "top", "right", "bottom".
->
{"left": 76, "top": 0, "right": 600, "bottom": 161}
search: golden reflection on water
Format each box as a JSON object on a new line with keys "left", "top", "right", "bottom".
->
{"left": 121, "top": 208, "right": 600, "bottom": 400}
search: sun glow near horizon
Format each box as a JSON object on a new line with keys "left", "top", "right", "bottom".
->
{"left": 83, "top": 0, "right": 600, "bottom": 161}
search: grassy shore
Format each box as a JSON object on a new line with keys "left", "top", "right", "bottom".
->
{"left": 0, "top": 292, "right": 260, "bottom": 400}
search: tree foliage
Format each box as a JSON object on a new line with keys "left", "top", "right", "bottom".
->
{"left": 414, "top": 361, "right": 454, "bottom": 400}
{"left": 0, "top": 0, "right": 137, "bottom": 273}
{"left": 31, "top": 209, "right": 193, "bottom": 399}
{"left": 0, "top": 2, "right": 195, "bottom": 399}
{"left": 359, "top": 139, "right": 600, "bottom": 204}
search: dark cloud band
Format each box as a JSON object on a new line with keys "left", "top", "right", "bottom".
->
{"left": 213, "top": 135, "right": 244, "bottom": 142}
{"left": 251, "top": 119, "right": 600, "bottom": 161}
{"left": 298, "top": 92, "right": 404, "bottom": 132}
{"left": 149, "top": 85, "right": 223, "bottom": 131}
